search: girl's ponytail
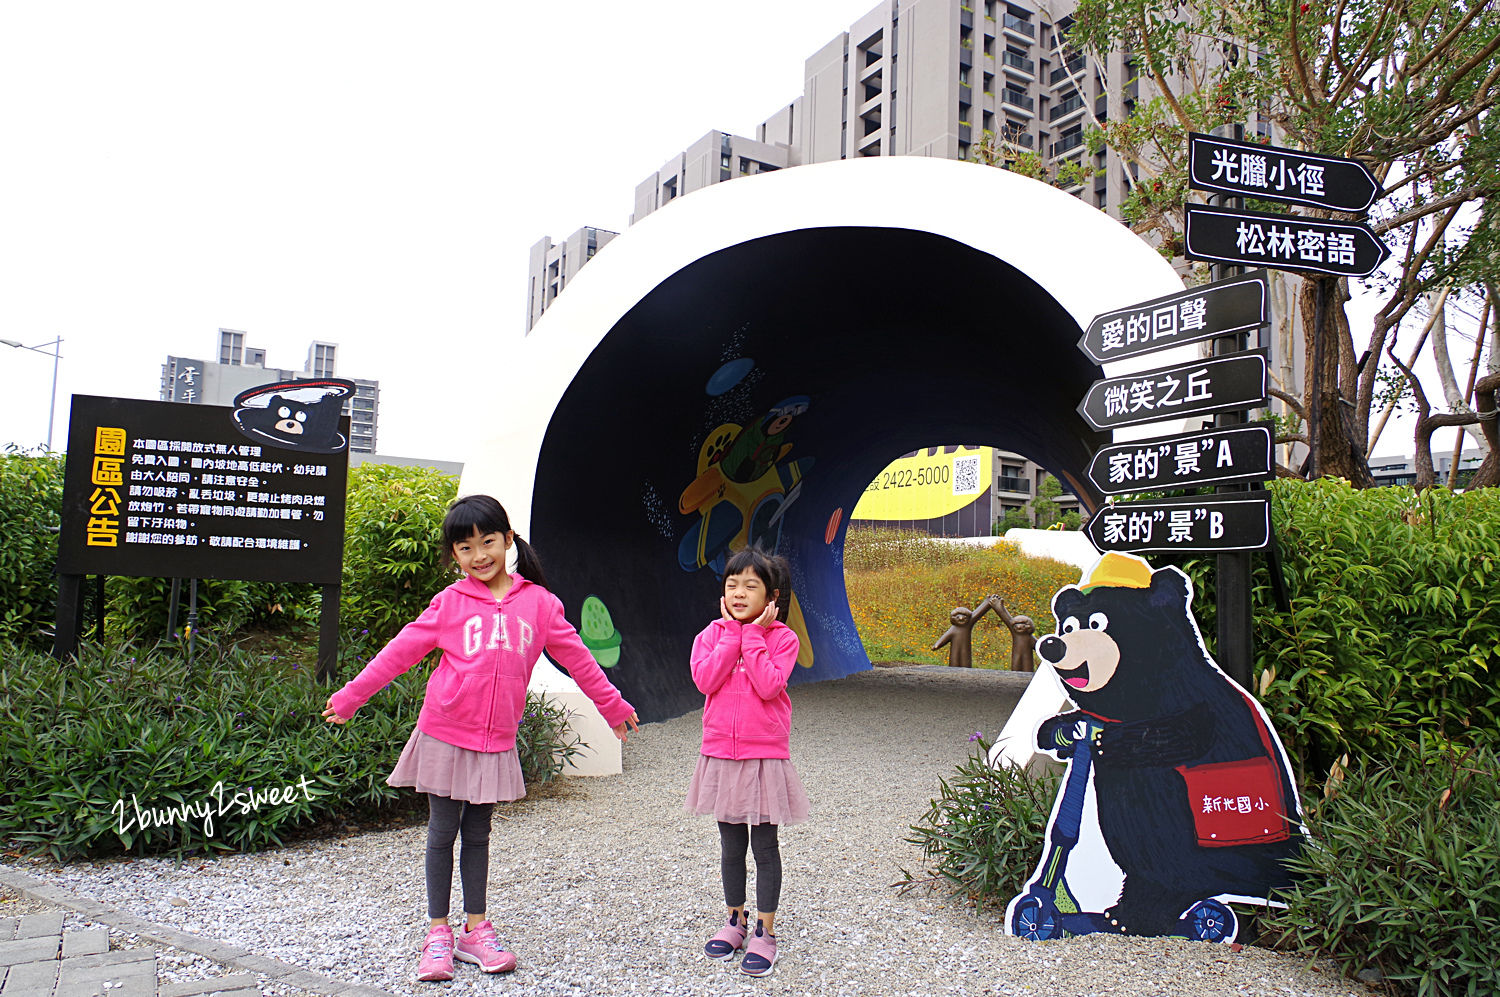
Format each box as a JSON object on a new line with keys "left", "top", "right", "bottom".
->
{"left": 512, "top": 534, "right": 550, "bottom": 590}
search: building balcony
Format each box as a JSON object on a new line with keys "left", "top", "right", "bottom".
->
{"left": 960, "top": 6, "right": 974, "bottom": 28}
{"left": 1006, "top": 130, "right": 1035, "bottom": 148}
{"left": 1001, "top": 90, "right": 1035, "bottom": 115}
{"left": 1050, "top": 55, "right": 1084, "bottom": 85}
{"left": 1002, "top": 13, "right": 1035, "bottom": 40}
{"left": 1049, "top": 93, "right": 1085, "bottom": 122}
{"left": 1001, "top": 51, "right": 1035, "bottom": 78}
{"left": 1051, "top": 131, "right": 1085, "bottom": 156}
{"left": 959, "top": 122, "right": 972, "bottom": 144}
{"left": 997, "top": 477, "right": 1030, "bottom": 494}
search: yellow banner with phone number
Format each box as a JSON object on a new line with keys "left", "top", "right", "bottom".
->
{"left": 851, "top": 446, "right": 991, "bottom": 521}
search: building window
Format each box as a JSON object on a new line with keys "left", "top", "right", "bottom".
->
{"left": 663, "top": 177, "right": 678, "bottom": 201}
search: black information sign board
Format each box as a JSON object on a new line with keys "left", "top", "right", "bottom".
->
{"left": 1086, "top": 423, "right": 1274, "bottom": 496}
{"left": 1077, "top": 350, "right": 1268, "bottom": 431}
{"left": 1079, "top": 271, "right": 1270, "bottom": 364}
{"left": 1188, "top": 132, "right": 1379, "bottom": 213}
{"left": 1184, "top": 204, "right": 1390, "bottom": 278}
{"left": 57, "top": 395, "right": 348, "bottom": 584}
{"left": 1084, "top": 493, "right": 1271, "bottom": 553}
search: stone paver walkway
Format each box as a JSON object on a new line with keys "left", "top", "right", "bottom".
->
{"left": 0, "top": 870, "right": 395, "bottom": 997}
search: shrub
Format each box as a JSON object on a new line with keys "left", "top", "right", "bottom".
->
{"left": 105, "top": 576, "right": 318, "bottom": 640}
{"left": 1244, "top": 480, "right": 1500, "bottom": 779}
{"left": 0, "top": 638, "right": 579, "bottom": 861}
{"left": 897, "top": 734, "right": 1061, "bottom": 910}
{"left": 844, "top": 529, "right": 1078, "bottom": 667}
{"left": 0, "top": 448, "right": 65, "bottom": 648}
{"left": 340, "top": 463, "right": 459, "bottom": 642}
{"left": 1264, "top": 739, "right": 1500, "bottom": 997}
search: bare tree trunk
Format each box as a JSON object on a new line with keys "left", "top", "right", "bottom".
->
{"left": 1302, "top": 276, "right": 1374, "bottom": 484}
{"left": 1468, "top": 370, "right": 1500, "bottom": 489}
{"left": 1447, "top": 293, "right": 1493, "bottom": 486}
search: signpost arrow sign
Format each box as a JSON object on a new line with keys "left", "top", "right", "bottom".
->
{"left": 1077, "top": 350, "right": 1268, "bottom": 432}
{"left": 1079, "top": 270, "right": 1270, "bottom": 364}
{"left": 1188, "top": 132, "right": 1380, "bottom": 213}
{"left": 1185, "top": 204, "right": 1390, "bottom": 278}
{"left": 1084, "top": 493, "right": 1271, "bottom": 553}
{"left": 1086, "top": 423, "right": 1274, "bottom": 496}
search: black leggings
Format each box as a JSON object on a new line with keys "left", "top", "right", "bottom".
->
{"left": 718, "top": 821, "right": 782, "bottom": 913}
{"left": 426, "top": 795, "right": 494, "bottom": 919}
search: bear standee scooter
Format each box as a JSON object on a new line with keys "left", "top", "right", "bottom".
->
{"left": 1007, "top": 717, "right": 1239, "bottom": 943}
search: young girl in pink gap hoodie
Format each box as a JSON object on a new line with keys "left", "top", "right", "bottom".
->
{"left": 321, "top": 494, "right": 638, "bottom": 983}
{"left": 684, "top": 547, "right": 809, "bottom": 979}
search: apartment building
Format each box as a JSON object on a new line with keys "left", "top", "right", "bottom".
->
{"left": 161, "top": 328, "right": 381, "bottom": 453}
{"left": 620, "top": 0, "right": 1142, "bottom": 226}
{"left": 525, "top": 227, "right": 619, "bottom": 334}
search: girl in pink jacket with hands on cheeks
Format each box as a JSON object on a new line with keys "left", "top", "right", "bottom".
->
{"left": 321, "top": 495, "right": 638, "bottom": 983}
{"left": 684, "top": 547, "right": 809, "bottom": 978}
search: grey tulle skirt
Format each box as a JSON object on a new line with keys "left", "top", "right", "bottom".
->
{"left": 684, "top": 754, "right": 810, "bottom": 826}
{"left": 387, "top": 728, "right": 527, "bottom": 804}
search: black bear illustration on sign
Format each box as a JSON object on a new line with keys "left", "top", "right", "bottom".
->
{"left": 231, "top": 379, "right": 354, "bottom": 454}
{"left": 1008, "top": 551, "right": 1305, "bottom": 944}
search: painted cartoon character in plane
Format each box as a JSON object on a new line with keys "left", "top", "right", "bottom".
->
{"left": 677, "top": 396, "right": 815, "bottom": 667}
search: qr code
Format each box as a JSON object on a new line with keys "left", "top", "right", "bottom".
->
{"left": 953, "top": 455, "right": 982, "bottom": 495}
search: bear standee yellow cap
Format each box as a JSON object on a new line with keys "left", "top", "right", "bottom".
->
{"left": 1081, "top": 551, "right": 1153, "bottom": 591}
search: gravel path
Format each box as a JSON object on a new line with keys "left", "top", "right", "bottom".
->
{"left": 17, "top": 666, "right": 1367, "bottom": 996}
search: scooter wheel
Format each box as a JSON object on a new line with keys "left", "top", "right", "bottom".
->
{"left": 1011, "top": 896, "right": 1062, "bottom": 941}
{"left": 1182, "top": 899, "right": 1238, "bottom": 943}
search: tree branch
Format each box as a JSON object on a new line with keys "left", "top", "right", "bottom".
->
{"left": 1269, "top": 387, "right": 1306, "bottom": 421}
{"left": 1409, "top": 0, "right": 1492, "bottom": 77}
{"left": 1329, "top": 1, "right": 1400, "bottom": 108}
{"left": 1373, "top": 186, "right": 1491, "bottom": 237}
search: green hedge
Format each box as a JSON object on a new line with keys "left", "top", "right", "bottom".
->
{"left": 0, "top": 449, "right": 64, "bottom": 647}
{"left": 339, "top": 462, "right": 459, "bottom": 642}
{"left": 0, "top": 638, "right": 579, "bottom": 861}
{"left": 1168, "top": 480, "right": 1500, "bottom": 781}
{"left": 1264, "top": 739, "right": 1500, "bottom": 997}
{"left": 0, "top": 453, "right": 458, "bottom": 643}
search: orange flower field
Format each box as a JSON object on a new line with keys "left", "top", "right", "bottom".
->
{"left": 842, "top": 529, "right": 1080, "bottom": 668}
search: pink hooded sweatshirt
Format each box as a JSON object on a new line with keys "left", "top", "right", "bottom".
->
{"left": 689, "top": 618, "right": 800, "bottom": 760}
{"left": 328, "top": 574, "right": 634, "bottom": 753}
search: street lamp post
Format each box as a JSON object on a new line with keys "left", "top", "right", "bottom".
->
{"left": 1, "top": 337, "right": 63, "bottom": 450}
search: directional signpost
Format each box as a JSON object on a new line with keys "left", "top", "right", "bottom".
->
{"left": 1084, "top": 493, "right": 1271, "bottom": 554}
{"left": 1086, "top": 424, "right": 1273, "bottom": 496}
{"left": 1184, "top": 204, "right": 1390, "bottom": 278}
{"left": 1077, "top": 350, "right": 1269, "bottom": 432}
{"left": 1078, "top": 270, "right": 1270, "bottom": 364}
{"left": 1188, "top": 131, "right": 1379, "bottom": 213}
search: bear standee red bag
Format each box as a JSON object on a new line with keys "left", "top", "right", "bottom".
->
{"left": 1174, "top": 693, "right": 1293, "bottom": 848}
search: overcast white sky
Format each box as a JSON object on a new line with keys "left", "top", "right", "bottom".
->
{"left": 0, "top": 1, "right": 1466, "bottom": 468}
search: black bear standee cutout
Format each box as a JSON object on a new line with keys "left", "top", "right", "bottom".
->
{"left": 1007, "top": 551, "right": 1306, "bottom": 944}
{"left": 231, "top": 379, "right": 355, "bottom": 454}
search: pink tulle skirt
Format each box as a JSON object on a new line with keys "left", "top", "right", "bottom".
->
{"left": 684, "top": 754, "right": 810, "bottom": 826}
{"left": 387, "top": 728, "right": 527, "bottom": 804}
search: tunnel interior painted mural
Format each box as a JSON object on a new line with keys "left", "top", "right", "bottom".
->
{"left": 529, "top": 226, "right": 1114, "bottom": 722}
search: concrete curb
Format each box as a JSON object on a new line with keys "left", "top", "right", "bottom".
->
{"left": 0, "top": 866, "right": 398, "bottom": 997}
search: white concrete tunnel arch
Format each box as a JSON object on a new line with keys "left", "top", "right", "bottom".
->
{"left": 461, "top": 156, "right": 1190, "bottom": 764}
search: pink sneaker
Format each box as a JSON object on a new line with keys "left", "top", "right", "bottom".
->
{"left": 455, "top": 919, "right": 517, "bottom": 973}
{"left": 704, "top": 909, "right": 747, "bottom": 960}
{"left": 417, "top": 924, "right": 454, "bottom": 982}
{"left": 740, "top": 919, "right": 777, "bottom": 977}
